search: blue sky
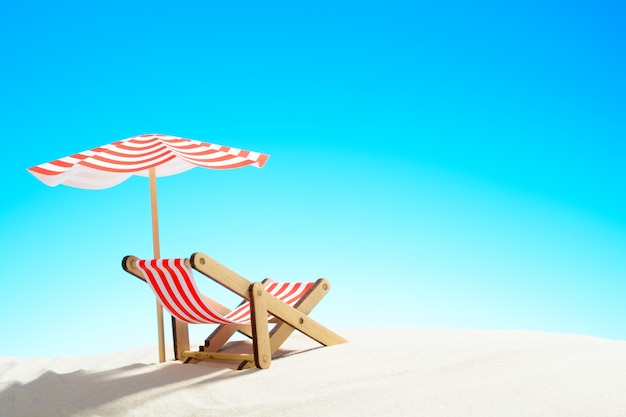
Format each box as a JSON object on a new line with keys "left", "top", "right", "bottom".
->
{"left": 1, "top": 1, "right": 624, "bottom": 357}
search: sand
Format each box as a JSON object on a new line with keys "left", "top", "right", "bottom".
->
{"left": 1, "top": 328, "right": 625, "bottom": 416}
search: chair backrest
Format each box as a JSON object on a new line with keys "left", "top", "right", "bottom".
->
{"left": 136, "top": 258, "right": 236, "bottom": 324}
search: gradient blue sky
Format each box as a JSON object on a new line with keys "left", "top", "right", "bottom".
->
{"left": 1, "top": 1, "right": 624, "bottom": 357}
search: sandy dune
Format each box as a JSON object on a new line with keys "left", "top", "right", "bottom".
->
{"left": 1, "top": 328, "right": 625, "bottom": 416}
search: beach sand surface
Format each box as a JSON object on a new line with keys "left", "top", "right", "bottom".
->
{"left": 1, "top": 328, "right": 625, "bottom": 416}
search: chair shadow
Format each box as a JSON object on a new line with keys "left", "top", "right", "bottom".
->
{"left": 0, "top": 363, "right": 212, "bottom": 416}
{"left": 0, "top": 342, "right": 308, "bottom": 416}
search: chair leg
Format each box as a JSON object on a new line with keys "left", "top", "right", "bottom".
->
{"left": 250, "top": 282, "right": 272, "bottom": 369}
{"left": 172, "top": 317, "right": 190, "bottom": 360}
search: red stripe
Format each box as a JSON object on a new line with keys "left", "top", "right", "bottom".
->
{"left": 159, "top": 259, "right": 223, "bottom": 323}
{"left": 151, "top": 260, "right": 197, "bottom": 322}
{"left": 256, "top": 153, "right": 269, "bottom": 168}
{"left": 183, "top": 151, "right": 238, "bottom": 161}
{"left": 123, "top": 136, "right": 164, "bottom": 144}
{"left": 111, "top": 142, "right": 165, "bottom": 152}
{"left": 27, "top": 158, "right": 76, "bottom": 174}
{"left": 27, "top": 166, "right": 64, "bottom": 176}
{"left": 140, "top": 259, "right": 235, "bottom": 324}
{"left": 162, "top": 260, "right": 203, "bottom": 322}
{"left": 139, "top": 260, "right": 187, "bottom": 322}
{"left": 184, "top": 154, "right": 246, "bottom": 165}
{"left": 225, "top": 303, "right": 252, "bottom": 323}
{"left": 196, "top": 159, "right": 257, "bottom": 170}
{"left": 163, "top": 138, "right": 209, "bottom": 147}
{"left": 171, "top": 259, "right": 226, "bottom": 323}
{"left": 277, "top": 283, "right": 300, "bottom": 300}
{"left": 272, "top": 282, "right": 313, "bottom": 306}
{"left": 130, "top": 136, "right": 190, "bottom": 145}
{"left": 156, "top": 137, "right": 190, "bottom": 144}
{"left": 87, "top": 147, "right": 171, "bottom": 166}
{"left": 95, "top": 145, "right": 169, "bottom": 160}
{"left": 272, "top": 283, "right": 301, "bottom": 306}
{"left": 48, "top": 160, "right": 75, "bottom": 168}
{"left": 68, "top": 153, "right": 90, "bottom": 161}
{"left": 78, "top": 154, "right": 177, "bottom": 173}
{"left": 171, "top": 148, "right": 221, "bottom": 157}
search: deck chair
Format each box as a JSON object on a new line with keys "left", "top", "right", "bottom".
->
{"left": 122, "top": 251, "right": 347, "bottom": 369}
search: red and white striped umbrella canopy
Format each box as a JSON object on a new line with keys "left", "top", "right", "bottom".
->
{"left": 27, "top": 133, "right": 270, "bottom": 189}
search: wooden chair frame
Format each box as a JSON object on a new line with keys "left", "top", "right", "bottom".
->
{"left": 122, "top": 251, "right": 347, "bottom": 369}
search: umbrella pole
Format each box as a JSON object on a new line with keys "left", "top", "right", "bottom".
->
{"left": 149, "top": 167, "right": 166, "bottom": 363}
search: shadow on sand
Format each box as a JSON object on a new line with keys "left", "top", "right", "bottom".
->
{"left": 0, "top": 342, "right": 314, "bottom": 417}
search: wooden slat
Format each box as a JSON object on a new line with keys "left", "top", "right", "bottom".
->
{"left": 181, "top": 351, "right": 254, "bottom": 363}
{"left": 264, "top": 291, "right": 347, "bottom": 346}
{"left": 190, "top": 252, "right": 253, "bottom": 297}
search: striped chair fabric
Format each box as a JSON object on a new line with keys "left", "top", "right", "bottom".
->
{"left": 135, "top": 258, "right": 314, "bottom": 325}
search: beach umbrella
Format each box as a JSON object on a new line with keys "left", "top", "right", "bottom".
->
{"left": 27, "top": 133, "right": 270, "bottom": 362}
